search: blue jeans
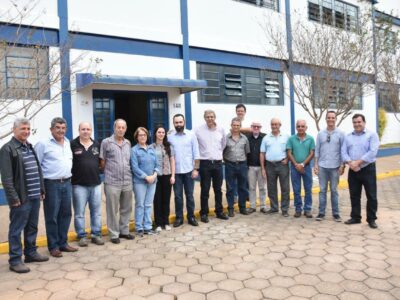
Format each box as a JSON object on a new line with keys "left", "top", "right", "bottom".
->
{"left": 43, "top": 180, "right": 72, "bottom": 251}
{"left": 9, "top": 198, "right": 40, "bottom": 266}
{"left": 72, "top": 185, "right": 102, "bottom": 238}
{"left": 318, "top": 167, "right": 340, "bottom": 216}
{"left": 291, "top": 164, "right": 313, "bottom": 212}
{"left": 225, "top": 161, "right": 248, "bottom": 210}
{"left": 173, "top": 172, "right": 195, "bottom": 220}
{"left": 134, "top": 182, "right": 157, "bottom": 231}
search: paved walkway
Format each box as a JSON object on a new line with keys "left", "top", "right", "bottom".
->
{"left": 0, "top": 176, "right": 399, "bottom": 300}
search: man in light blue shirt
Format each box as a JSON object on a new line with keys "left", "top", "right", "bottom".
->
{"left": 168, "top": 114, "right": 200, "bottom": 227}
{"left": 314, "top": 111, "right": 345, "bottom": 222}
{"left": 35, "top": 117, "right": 76, "bottom": 257}
{"left": 260, "top": 118, "right": 290, "bottom": 216}
{"left": 341, "top": 114, "right": 380, "bottom": 229}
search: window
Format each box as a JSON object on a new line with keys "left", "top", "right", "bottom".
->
{"left": 0, "top": 46, "right": 49, "bottom": 99}
{"left": 378, "top": 85, "right": 399, "bottom": 112}
{"left": 236, "top": 0, "right": 279, "bottom": 12}
{"left": 308, "top": 0, "right": 359, "bottom": 32}
{"left": 197, "top": 63, "right": 284, "bottom": 106}
{"left": 312, "top": 79, "right": 362, "bottom": 109}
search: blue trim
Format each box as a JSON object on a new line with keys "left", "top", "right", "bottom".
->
{"left": 71, "top": 32, "right": 181, "bottom": 59}
{"left": 58, "top": 0, "right": 72, "bottom": 139}
{"left": 180, "top": 0, "right": 192, "bottom": 129}
{"left": 76, "top": 73, "right": 207, "bottom": 93}
{"left": 0, "top": 23, "right": 58, "bottom": 46}
{"left": 377, "top": 147, "right": 400, "bottom": 157}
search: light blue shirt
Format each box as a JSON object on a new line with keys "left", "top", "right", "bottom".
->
{"left": 260, "top": 132, "right": 289, "bottom": 162}
{"left": 315, "top": 128, "right": 345, "bottom": 168}
{"left": 168, "top": 129, "right": 200, "bottom": 174}
{"left": 341, "top": 129, "right": 380, "bottom": 169}
{"left": 34, "top": 137, "right": 72, "bottom": 179}
{"left": 130, "top": 144, "right": 159, "bottom": 184}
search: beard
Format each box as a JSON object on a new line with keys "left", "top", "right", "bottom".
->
{"left": 175, "top": 125, "right": 184, "bottom": 133}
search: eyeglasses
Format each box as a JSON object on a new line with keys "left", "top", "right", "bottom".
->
{"left": 327, "top": 134, "right": 331, "bottom": 143}
{"left": 251, "top": 126, "right": 261, "bottom": 129}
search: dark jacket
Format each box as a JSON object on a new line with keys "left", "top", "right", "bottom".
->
{"left": 0, "top": 137, "right": 44, "bottom": 207}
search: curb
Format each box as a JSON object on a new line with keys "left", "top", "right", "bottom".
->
{"left": 1, "top": 169, "right": 399, "bottom": 254}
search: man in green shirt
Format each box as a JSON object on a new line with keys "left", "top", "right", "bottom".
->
{"left": 287, "top": 120, "right": 315, "bottom": 218}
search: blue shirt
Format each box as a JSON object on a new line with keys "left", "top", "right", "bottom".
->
{"left": 341, "top": 129, "right": 380, "bottom": 169}
{"left": 130, "top": 144, "right": 159, "bottom": 184}
{"left": 35, "top": 137, "right": 72, "bottom": 179}
{"left": 168, "top": 130, "right": 200, "bottom": 174}
{"left": 260, "top": 132, "right": 289, "bottom": 162}
{"left": 315, "top": 128, "right": 345, "bottom": 169}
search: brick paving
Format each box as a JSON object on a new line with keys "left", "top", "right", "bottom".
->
{"left": 0, "top": 176, "right": 399, "bottom": 300}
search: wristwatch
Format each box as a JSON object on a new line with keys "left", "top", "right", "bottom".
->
{"left": 300, "top": 163, "right": 304, "bottom": 167}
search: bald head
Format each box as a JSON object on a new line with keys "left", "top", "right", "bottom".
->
{"left": 78, "top": 122, "right": 93, "bottom": 140}
{"left": 295, "top": 119, "right": 307, "bottom": 135}
{"left": 270, "top": 118, "right": 281, "bottom": 135}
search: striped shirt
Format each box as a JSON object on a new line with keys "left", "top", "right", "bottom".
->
{"left": 21, "top": 144, "right": 41, "bottom": 199}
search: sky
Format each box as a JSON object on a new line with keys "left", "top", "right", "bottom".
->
{"left": 375, "top": 0, "right": 400, "bottom": 17}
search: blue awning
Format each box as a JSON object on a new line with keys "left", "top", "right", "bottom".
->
{"left": 76, "top": 73, "right": 208, "bottom": 94}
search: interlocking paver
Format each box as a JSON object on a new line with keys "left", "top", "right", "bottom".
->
{"left": 262, "top": 286, "right": 291, "bottom": 299}
{"left": 235, "top": 288, "right": 263, "bottom": 299}
{"left": 162, "top": 282, "right": 189, "bottom": 295}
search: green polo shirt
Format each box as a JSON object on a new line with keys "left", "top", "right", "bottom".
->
{"left": 286, "top": 134, "right": 315, "bottom": 163}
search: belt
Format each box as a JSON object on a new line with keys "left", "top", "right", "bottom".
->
{"left": 225, "top": 160, "right": 246, "bottom": 164}
{"left": 45, "top": 177, "right": 71, "bottom": 183}
{"left": 267, "top": 159, "right": 285, "bottom": 163}
{"left": 200, "top": 159, "right": 222, "bottom": 164}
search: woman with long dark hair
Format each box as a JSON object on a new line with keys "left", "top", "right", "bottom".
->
{"left": 152, "top": 126, "right": 175, "bottom": 232}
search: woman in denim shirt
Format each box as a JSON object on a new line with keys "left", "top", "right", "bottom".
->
{"left": 130, "top": 127, "right": 159, "bottom": 236}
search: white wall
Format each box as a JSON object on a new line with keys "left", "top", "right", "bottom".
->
{"left": 68, "top": 0, "right": 182, "bottom": 45}
{"left": 381, "top": 114, "right": 400, "bottom": 144}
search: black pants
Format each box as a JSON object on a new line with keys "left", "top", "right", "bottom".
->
{"left": 348, "top": 163, "right": 378, "bottom": 223}
{"left": 153, "top": 174, "right": 172, "bottom": 227}
{"left": 199, "top": 160, "right": 223, "bottom": 216}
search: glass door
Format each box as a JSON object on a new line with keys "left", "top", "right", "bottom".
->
{"left": 147, "top": 92, "right": 168, "bottom": 142}
{"left": 93, "top": 90, "right": 115, "bottom": 143}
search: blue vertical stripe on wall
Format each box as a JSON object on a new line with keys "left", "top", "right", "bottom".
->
{"left": 58, "top": 0, "right": 73, "bottom": 139}
{"left": 180, "top": 0, "right": 192, "bottom": 129}
{"left": 371, "top": 3, "right": 380, "bottom": 133}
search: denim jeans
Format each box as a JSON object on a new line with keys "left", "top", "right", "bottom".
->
{"left": 318, "top": 167, "right": 340, "bottom": 216}
{"left": 290, "top": 164, "right": 313, "bottom": 212}
{"left": 9, "top": 198, "right": 40, "bottom": 266}
{"left": 72, "top": 184, "right": 102, "bottom": 238}
{"left": 43, "top": 180, "right": 72, "bottom": 251}
{"left": 134, "top": 182, "right": 157, "bottom": 231}
{"left": 199, "top": 160, "right": 224, "bottom": 216}
{"left": 173, "top": 172, "right": 195, "bottom": 220}
{"left": 225, "top": 161, "right": 248, "bottom": 210}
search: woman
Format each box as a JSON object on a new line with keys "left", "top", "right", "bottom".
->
{"left": 131, "top": 127, "right": 159, "bottom": 236}
{"left": 152, "top": 126, "right": 175, "bottom": 232}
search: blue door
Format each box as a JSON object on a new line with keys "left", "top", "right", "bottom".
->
{"left": 147, "top": 92, "right": 168, "bottom": 142}
{"left": 93, "top": 90, "right": 114, "bottom": 143}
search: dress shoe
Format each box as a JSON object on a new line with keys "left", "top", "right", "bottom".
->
{"left": 216, "top": 213, "right": 229, "bottom": 220}
{"left": 266, "top": 209, "right": 279, "bottom": 214}
{"left": 344, "top": 218, "right": 361, "bottom": 225}
{"left": 110, "top": 238, "right": 120, "bottom": 244}
{"left": 294, "top": 211, "right": 301, "bottom": 218}
{"left": 49, "top": 249, "right": 63, "bottom": 258}
{"left": 9, "top": 263, "right": 30, "bottom": 273}
{"left": 188, "top": 217, "right": 199, "bottom": 226}
{"left": 173, "top": 219, "right": 183, "bottom": 228}
{"left": 239, "top": 209, "right": 249, "bottom": 215}
{"left": 282, "top": 211, "right": 289, "bottom": 217}
{"left": 200, "top": 214, "right": 209, "bottom": 223}
{"left": 247, "top": 208, "right": 256, "bottom": 214}
{"left": 260, "top": 207, "right": 269, "bottom": 214}
{"left": 304, "top": 211, "right": 313, "bottom": 218}
{"left": 228, "top": 208, "right": 235, "bottom": 217}
{"left": 119, "top": 233, "right": 135, "bottom": 240}
{"left": 24, "top": 253, "right": 49, "bottom": 263}
{"left": 60, "top": 245, "right": 78, "bottom": 252}
{"left": 368, "top": 221, "right": 378, "bottom": 229}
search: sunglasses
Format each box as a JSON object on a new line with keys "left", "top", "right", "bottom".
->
{"left": 327, "top": 134, "right": 331, "bottom": 143}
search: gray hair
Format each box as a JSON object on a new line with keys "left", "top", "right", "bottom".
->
{"left": 51, "top": 117, "right": 67, "bottom": 129}
{"left": 231, "top": 117, "right": 242, "bottom": 125}
{"left": 114, "top": 118, "right": 127, "bottom": 129}
{"left": 203, "top": 109, "right": 216, "bottom": 118}
{"left": 13, "top": 117, "right": 30, "bottom": 129}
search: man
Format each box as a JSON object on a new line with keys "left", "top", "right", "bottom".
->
{"left": 71, "top": 122, "right": 104, "bottom": 247}
{"left": 168, "top": 114, "right": 200, "bottom": 227}
{"left": 287, "top": 120, "right": 315, "bottom": 218}
{"left": 314, "top": 111, "right": 345, "bottom": 222}
{"left": 0, "top": 118, "right": 49, "bottom": 273}
{"left": 195, "top": 110, "right": 229, "bottom": 223}
{"left": 260, "top": 118, "right": 290, "bottom": 217}
{"left": 341, "top": 114, "right": 379, "bottom": 229}
{"left": 35, "top": 117, "right": 77, "bottom": 257}
{"left": 246, "top": 121, "right": 266, "bottom": 213}
{"left": 224, "top": 117, "right": 250, "bottom": 217}
{"left": 100, "top": 119, "right": 134, "bottom": 243}
{"left": 235, "top": 103, "right": 251, "bottom": 134}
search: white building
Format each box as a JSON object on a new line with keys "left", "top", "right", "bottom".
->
{"left": 0, "top": 0, "right": 399, "bottom": 145}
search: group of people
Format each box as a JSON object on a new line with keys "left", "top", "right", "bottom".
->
{"left": 0, "top": 103, "right": 379, "bottom": 274}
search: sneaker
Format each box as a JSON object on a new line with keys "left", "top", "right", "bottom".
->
{"left": 137, "top": 230, "right": 144, "bottom": 237}
{"left": 155, "top": 226, "right": 162, "bottom": 233}
{"left": 9, "top": 263, "right": 30, "bottom": 273}
{"left": 294, "top": 211, "right": 301, "bottom": 218}
{"left": 165, "top": 225, "right": 172, "bottom": 231}
{"left": 333, "top": 215, "right": 342, "bottom": 222}
{"left": 144, "top": 229, "right": 155, "bottom": 235}
{"left": 247, "top": 208, "right": 256, "bottom": 214}
{"left": 316, "top": 214, "right": 325, "bottom": 221}
{"left": 282, "top": 211, "right": 289, "bottom": 217}
{"left": 260, "top": 207, "right": 269, "bottom": 214}
{"left": 228, "top": 208, "right": 235, "bottom": 217}
{"left": 24, "top": 253, "right": 49, "bottom": 263}
{"left": 266, "top": 209, "right": 279, "bottom": 214}
{"left": 304, "top": 211, "right": 313, "bottom": 218}
{"left": 91, "top": 236, "right": 105, "bottom": 245}
{"left": 78, "top": 237, "right": 89, "bottom": 247}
